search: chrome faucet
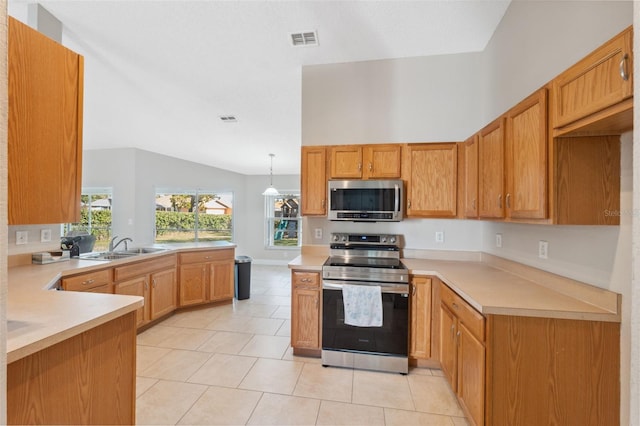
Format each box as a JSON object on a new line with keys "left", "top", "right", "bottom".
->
{"left": 109, "top": 236, "right": 133, "bottom": 252}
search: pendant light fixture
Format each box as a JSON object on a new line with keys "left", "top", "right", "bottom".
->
{"left": 262, "top": 153, "right": 280, "bottom": 196}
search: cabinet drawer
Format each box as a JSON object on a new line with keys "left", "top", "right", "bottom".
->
{"left": 292, "top": 271, "right": 320, "bottom": 288}
{"left": 62, "top": 269, "right": 112, "bottom": 291}
{"left": 440, "top": 282, "right": 485, "bottom": 342}
{"left": 179, "top": 249, "right": 234, "bottom": 265}
{"left": 114, "top": 254, "right": 176, "bottom": 282}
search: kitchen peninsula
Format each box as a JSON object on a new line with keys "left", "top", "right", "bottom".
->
{"left": 6, "top": 242, "right": 235, "bottom": 425}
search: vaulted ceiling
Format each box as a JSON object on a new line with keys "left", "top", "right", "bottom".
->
{"left": 8, "top": 0, "right": 511, "bottom": 175}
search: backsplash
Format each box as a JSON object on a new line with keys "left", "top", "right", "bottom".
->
{"left": 8, "top": 224, "right": 61, "bottom": 255}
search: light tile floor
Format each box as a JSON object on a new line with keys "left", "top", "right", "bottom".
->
{"left": 136, "top": 264, "right": 469, "bottom": 425}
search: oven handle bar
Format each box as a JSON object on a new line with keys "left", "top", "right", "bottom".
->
{"left": 322, "top": 280, "right": 409, "bottom": 295}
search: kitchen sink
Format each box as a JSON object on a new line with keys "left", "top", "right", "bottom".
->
{"left": 79, "top": 247, "right": 169, "bottom": 261}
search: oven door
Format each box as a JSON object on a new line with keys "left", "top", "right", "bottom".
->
{"left": 322, "top": 280, "right": 409, "bottom": 356}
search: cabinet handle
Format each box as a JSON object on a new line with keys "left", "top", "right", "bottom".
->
{"left": 322, "top": 199, "right": 326, "bottom": 208}
{"left": 452, "top": 302, "right": 459, "bottom": 310}
{"left": 358, "top": 163, "right": 362, "bottom": 171}
{"left": 368, "top": 162, "right": 373, "bottom": 171}
{"left": 498, "top": 194, "right": 502, "bottom": 209}
{"left": 153, "top": 279, "right": 157, "bottom": 288}
{"left": 450, "top": 324, "right": 455, "bottom": 339}
{"left": 315, "top": 297, "right": 319, "bottom": 309}
{"left": 407, "top": 200, "right": 411, "bottom": 209}
{"left": 82, "top": 279, "right": 95, "bottom": 285}
{"left": 144, "top": 281, "right": 149, "bottom": 291}
{"left": 411, "top": 284, "right": 416, "bottom": 296}
{"left": 204, "top": 256, "right": 212, "bottom": 260}
{"left": 506, "top": 193, "right": 511, "bottom": 209}
{"left": 620, "top": 53, "right": 630, "bottom": 81}
{"left": 472, "top": 199, "right": 476, "bottom": 210}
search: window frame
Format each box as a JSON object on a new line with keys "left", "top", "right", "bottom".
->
{"left": 264, "top": 191, "right": 301, "bottom": 249}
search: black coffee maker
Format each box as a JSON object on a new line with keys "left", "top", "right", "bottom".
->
{"left": 61, "top": 233, "right": 96, "bottom": 258}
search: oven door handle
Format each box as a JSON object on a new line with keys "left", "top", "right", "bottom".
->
{"left": 322, "top": 280, "right": 409, "bottom": 295}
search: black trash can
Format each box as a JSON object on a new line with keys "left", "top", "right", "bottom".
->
{"left": 235, "top": 256, "right": 252, "bottom": 300}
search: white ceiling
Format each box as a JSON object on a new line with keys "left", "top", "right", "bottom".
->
{"left": 8, "top": 0, "right": 510, "bottom": 175}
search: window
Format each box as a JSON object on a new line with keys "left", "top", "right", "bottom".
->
{"left": 155, "top": 190, "right": 233, "bottom": 243}
{"left": 62, "top": 188, "right": 113, "bottom": 252}
{"left": 265, "top": 192, "right": 301, "bottom": 248}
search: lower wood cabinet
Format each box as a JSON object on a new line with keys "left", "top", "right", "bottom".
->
{"left": 439, "top": 282, "right": 485, "bottom": 426}
{"left": 61, "top": 268, "right": 113, "bottom": 293}
{"left": 178, "top": 248, "right": 235, "bottom": 306}
{"left": 290, "top": 270, "right": 321, "bottom": 355}
{"left": 114, "top": 254, "right": 178, "bottom": 327}
{"left": 409, "top": 276, "right": 432, "bottom": 360}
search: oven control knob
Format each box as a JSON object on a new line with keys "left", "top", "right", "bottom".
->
{"left": 389, "top": 236, "right": 396, "bottom": 244}
{"left": 332, "top": 234, "right": 340, "bottom": 242}
{"left": 341, "top": 235, "right": 347, "bottom": 242}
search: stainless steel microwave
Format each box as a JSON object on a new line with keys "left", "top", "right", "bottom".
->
{"left": 328, "top": 179, "right": 403, "bottom": 222}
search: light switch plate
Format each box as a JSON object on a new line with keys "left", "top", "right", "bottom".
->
{"left": 314, "top": 228, "right": 322, "bottom": 239}
{"left": 16, "top": 231, "right": 28, "bottom": 245}
{"left": 538, "top": 240, "right": 548, "bottom": 259}
{"left": 495, "top": 233, "right": 502, "bottom": 248}
{"left": 435, "top": 231, "right": 444, "bottom": 243}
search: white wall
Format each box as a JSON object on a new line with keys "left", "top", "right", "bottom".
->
{"left": 82, "top": 148, "right": 301, "bottom": 263}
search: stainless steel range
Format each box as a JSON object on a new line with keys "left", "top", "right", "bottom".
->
{"left": 322, "top": 233, "right": 409, "bottom": 374}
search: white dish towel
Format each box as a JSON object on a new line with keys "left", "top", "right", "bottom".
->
{"left": 342, "top": 284, "right": 383, "bottom": 327}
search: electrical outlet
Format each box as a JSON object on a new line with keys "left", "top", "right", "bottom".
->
{"left": 495, "top": 233, "right": 502, "bottom": 248}
{"left": 16, "top": 231, "right": 28, "bottom": 245}
{"left": 435, "top": 231, "right": 444, "bottom": 243}
{"left": 314, "top": 228, "right": 323, "bottom": 239}
{"left": 41, "top": 229, "right": 52, "bottom": 242}
{"left": 538, "top": 240, "right": 548, "bottom": 259}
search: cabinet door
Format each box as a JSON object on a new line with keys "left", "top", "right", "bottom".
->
{"left": 301, "top": 146, "right": 328, "bottom": 216}
{"left": 115, "top": 276, "right": 149, "bottom": 327}
{"left": 439, "top": 304, "right": 458, "bottom": 391}
{"left": 363, "top": 144, "right": 401, "bottom": 179}
{"left": 506, "top": 89, "right": 547, "bottom": 219}
{"left": 209, "top": 261, "right": 234, "bottom": 301}
{"left": 463, "top": 135, "right": 479, "bottom": 218}
{"left": 291, "top": 287, "right": 320, "bottom": 349}
{"left": 458, "top": 322, "right": 485, "bottom": 426}
{"left": 179, "top": 263, "right": 207, "bottom": 306}
{"left": 478, "top": 118, "right": 505, "bottom": 219}
{"left": 410, "top": 277, "right": 432, "bottom": 359}
{"left": 151, "top": 268, "right": 177, "bottom": 319}
{"left": 330, "top": 145, "right": 362, "bottom": 178}
{"left": 62, "top": 268, "right": 112, "bottom": 292}
{"left": 8, "top": 18, "right": 84, "bottom": 225}
{"left": 405, "top": 143, "right": 457, "bottom": 217}
{"left": 552, "top": 26, "right": 633, "bottom": 129}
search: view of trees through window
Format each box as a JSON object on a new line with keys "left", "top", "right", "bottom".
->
{"left": 265, "top": 193, "right": 300, "bottom": 248}
{"left": 155, "top": 190, "right": 233, "bottom": 243}
{"left": 63, "top": 190, "right": 112, "bottom": 252}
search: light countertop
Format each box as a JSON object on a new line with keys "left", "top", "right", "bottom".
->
{"left": 288, "top": 255, "right": 620, "bottom": 323}
{"left": 7, "top": 242, "right": 236, "bottom": 363}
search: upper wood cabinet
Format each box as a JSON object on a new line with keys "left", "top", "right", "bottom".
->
{"left": 505, "top": 88, "right": 548, "bottom": 220}
{"left": 301, "top": 146, "right": 328, "bottom": 216}
{"left": 552, "top": 26, "right": 633, "bottom": 135}
{"left": 478, "top": 118, "right": 505, "bottom": 219}
{"left": 404, "top": 143, "right": 458, "bottom": 218}
{"left": 329, "top": 144, "right": 401, "bottom": 179}
{"left": 8, "top": 18, "right": 84, "bottom": 225}
{"left": 461, "top": 136, "right": 479, "bottom": 218}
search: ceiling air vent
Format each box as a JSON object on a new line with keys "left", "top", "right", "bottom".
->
{"left": 219, "top": 115, "right": 237, "bottom": 123}
{"left": 290, "top": 31, "right": 318, "bottom": 47}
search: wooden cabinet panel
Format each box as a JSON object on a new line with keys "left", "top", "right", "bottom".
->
{"left": 291, "top": 271, "right": 321, "bottom": 352}
{"left": 113, "top": 254, "right": 177, "bottom": 282}
{"left": 458, "top": 323, "right": 485, "bottom": 426}
{"left": 209, "top": 261, "right": 234, "bottom": 301}
{"left": 439, "top": 304, "right": 457, "bottom": 389}
{"left": 405, "top": 143, "right": 458, "bottom": 217}
{"left": 462, "top": 136, "right": 479, "bottom": 218}
{"left": 552, "top": 26, "right": 633, "bottom": 131}
{"left": 114, "top": 276, "right": 149, "bottom": 328}
{"left": 554, "top": 136, "right": 620, "bottom": 225}
{"left": 478, "top": 118, "right": 505, "bottom": 219}
{"left": 330, "top": 145, "right": 363, "bottom": 178}
{"left": 363, "top": 144, "right": 402, "bottom": 178}
{"left": 179, "top": 263, "right": 207, "bottom": 306}
{"left": 178, "top": 249, "right": 233, "bottom": 265}
{"left": 410, "top": 276, "right": 432, "bottom": 359}
{"left": 62, "top": 268, "right": 112, "bottom": 292}
{"left": 8, "top": 17, "right": 84, "bottom": 225}
{"left": 301, "top": 146, "right": 328, "bottom": 216}
{"left": 506, "top": 88, "right": 548, "bottom": 219}
{"left": 8, "top": 312, "right": 136, "bottom": 425}
{"left": 151, "top": 268, "right": 177, "bottom": 319}
{"left": 86, "top": 283, "right": 113, "bottom": 294}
